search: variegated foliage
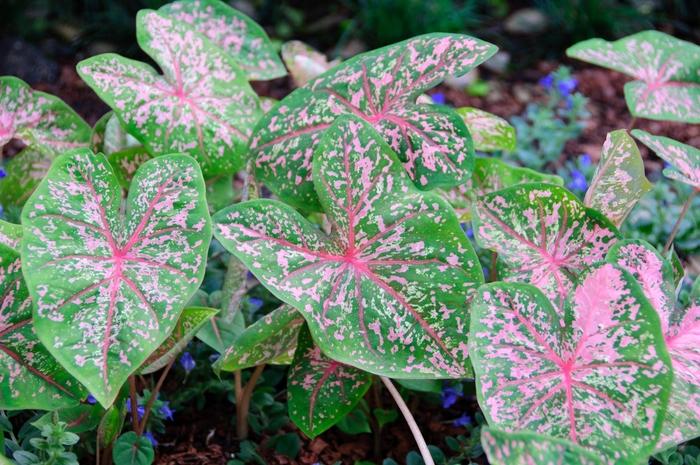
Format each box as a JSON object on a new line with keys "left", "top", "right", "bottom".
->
{"left": 632, "top": 130, "right": 700, "bottom": 190}
{"left": 472, "top": 183, "right": 619, "bottom": 305}
{"left": 159, "top": 0, "right": 286, "bottom": 80}
{"left": 251, "top": 33, "right": 498, "bottom": 210}
{"left": 607, "top": 239, "right": 700, "bottom": 451}
{"left": 281, "top": 41, "right": 340, "bottom": 88}
{"left": 456, "top": 107, "right": 516, "bottom": 152}
{"left": 567, "top": 31, "right": 700, "bottom": 123}
{"left": 21, "top": 149, "right": 211, "bottom": 407}
{"left": 214, "top": 117, "right": 483, "bottom": 378}
{"left": 77, "top": 10, "right": 261, "bottom": 178}
{"left": 470, "top": 263, "right": 672, "bottom": 464}
{"left": 0, "top": 220, "right": 21, "bottom": 250}
{"left": 287, "top": 326, "right": 372, "bottom": 437}
{"left": 584, "top": 130, "right": 651, "bottom": 226}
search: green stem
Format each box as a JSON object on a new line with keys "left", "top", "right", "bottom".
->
{"left": 664, "top": 190, "right": 697, "bottom": 254}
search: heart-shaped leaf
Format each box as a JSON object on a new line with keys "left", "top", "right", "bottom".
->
{"left": 288, "top": 325, "right": 372, "bottom": 438}
{"left": 21, "top": 149, "right": 211, "bottom": 407}
{"left": 470, "top": 263, "right": 672, "bottom": 463}
{"left": 0, "top": 244, "right": 86, "bottom": 410}
{"left": 0, "top": 220, "right": 21, "bottom": 249}
{"left": 456, "top": 107, "right": 516, "bottom": 152}
{"left": 251, "top": 34, "right": 498, "bottom": 210}
{"left": 77, "top": 10, "right": 261, "bottom": 178}
{"left": 567, "top": 31, "right": 700, "bottom": 123}
{"left": 215, "top": 116, "right": 483, "bottom": 378}
{"left": 281, "top": 41, "right": 340, "bottom": 88}
{"left": 141, "top": 306, "right": 218, "bottom": 374}
{"left": 631, "top": 130, "right": 700, "bottom": 189}
{"left": 113, "top": 432, "right": 154, "bottom": 465}
{"left": 607, "top": 239, "right": 700, "bottom": 450}
{"left": 472, "top": 183, "right": 619, "bottom": 305}
{"left": 584, "top": 130, "right": 651, "bottom": 226}
{"left": 0, "top": 76, "right": 90, "bottom": 153}
{"left": 216, "top": 304, "right": 304, "bottom": 371}
{"left": 481, "top": 428, "right": 604, "bottom": 465}
{"left": 158, "top": 0, "right": 286, "bottom": 81}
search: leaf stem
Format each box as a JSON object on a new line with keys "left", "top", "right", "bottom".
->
{"left": 234, "top": 370, "right": 243, "bottom": 405}
{"left": 489, "top": 252, "right": 498, "bottom": 282}
{"left": 626, "top": 116, "right": 637, "bottom": 132}
{"left": 380, "top": 376, "right": 434, "bottom": 465}
{"left": 664, "top": 189, "right": 697, "bottom": 254}
{"left": 137, "top": 356, "right": 176, "bottom": 436}
{"left": 236, "top": 364, "right": 265, "bottom": 439}
{"left": 128, "top": 376, "right": 139, "bottom": 434}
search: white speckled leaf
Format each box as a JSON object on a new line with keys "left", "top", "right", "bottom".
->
{"left": 159, "top": 0, "right": 286, "bottom": 80}
{"left": 607, "top": 239, "right": 700, "bottom": 450}
{"left": 0, "top": 220, "right": 21, "bottom": 250}
{"left": 584, "top": 130, "right": 651, "bottom": 226}
{"left": 0, "top": 148, "right": 52, "bottom": 216}
{"left": 470, "top": 263, "right": 672, "bottom": 464}
{"left": 77, "top": 10, "right": 261, "bottom": 178}
{"left": 288, "top": 325, "right": 372, "bottom": 438}
{"left": 214, "top": 116, "right": 483, "bottom": 378}
{"left": 566, "top": 31, "right": 700, "bottom": 123}
{"left": 108, "top": 148, "right": 154, "bottom": 188}
{"left": 251, "top": 34, "right": 498, "bottom": 210}
{"left": 456, "top": 107, "right": 516, "bottom": 152}
{"left": 21, "top": 149, "right": 211, "bottom": 407}
{"left": 281, "top": 40, "right": 340, "bottom": 88}
{"left": 0, "top": 244, "right": 86, "bottom": 410}
{"left": 472, "top": 183, "right": 619, "bottom": 305}
{"left": 481, "top": 428, "right": 605, "bottom": 465}
{"left": 632, "top": 130, "right": 700, "bottom": 189}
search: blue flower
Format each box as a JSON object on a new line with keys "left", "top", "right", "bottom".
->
{"left": 460, "top": 223, "right": 474, "bottom": 239}
{"left": 126, "top": 399, "right": 145, "bottom": 421}
{"left": 579, "top": 153, "right": 592, "bottom": 168}
{"left": 557, "top": 78, "right": 578, "bottom": 96}
{"left": 248, "top": 297, "right": 264, "bottom": 310}
{"left": 86, "top": 394, "right": 97, "bottom": 405}
{"left": 159, "top": 402, "right": 174, "bottom": 421}
{"left": 208, "top": 353, "right": 221, "bottom": 363}
{"left": 0, "top": 167, "right": 6, "bottom": 179}
{"left": 453, "top": 413, "right": 472, "bottom": 427}
{"left": 567, "top": 169, "right": 588, "bottom": 192}
{"left": 179, "top": 351, "right": 196, "bottom": 373}
{"left": 441, "top": 385, "right": 462, "bottom": 409}
{"left": 430, "top": 92, "right": 446, "bottom": 105}
{"left": 539, "top": 73, "right": 554, "bottom": 90}
{"left": 144, "top": 431, "right": 158, "bottom": 447}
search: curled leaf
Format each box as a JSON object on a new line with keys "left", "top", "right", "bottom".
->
{"left": 281, "top": 40, "right": 340, "bottom": 88}
{"left": 632, "top": 130, "right": 700, "bottom": 190}
{"left": 456, "top": 107, "right": 516, "bottom": 152}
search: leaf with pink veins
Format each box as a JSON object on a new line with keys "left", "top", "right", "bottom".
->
{"left": 632, "top": 130, "right": 700, "bottom": 190}
{"left": 607, "top": 239, "right": 700, "bottom": 451}
{"left": 567, "top": 31, "right": 700, "bottom": 123}
{"left": 0, "top": 244, "right": 86, "bottom": 410}
{"left": 0, "top": 220, "right": 21, "bottom": 250}
{"left": 470, "top": 263, "right": 672, "bottom": 464}
{"left": 77, "top": 10, "right": 261, "bottom": 178}
{"left": 214, "top": 116, "right": 483, "bottom": 378}
{"left": 21, "top": 149, "right": 211, "bottom": 407}
{"left": 455, "top": 107, "right": 516, "bottom": 153}
{"left": 472, "top": 183, "right": 619, "bottom": 306}
{"left": 251, "top": 33, "right": 497, "bottom": 211}
{"left": 287, "top": 325, "right": 372, "bottom": 438}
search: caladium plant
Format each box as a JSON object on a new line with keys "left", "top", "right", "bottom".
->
{"left": 281, "top": 41, "right": 340, "bottom": 88}
{"left": 214, "top": 116, "right": 483, "bottom": 378}
{"left": 0, "top": 219, "right": 21, "bottom": 249}
{"left": 631, "top": 130, "right": 700, "bottom": 190}
{"left": 21, "top": 149, "right": 211, "bottom": 407}
{"left": 250, "top": 33, "right": 498, "bottom": 210}
{"left": 567, "top": 31, "right": 700, "bottom": 123}
{"left": 456, "top": 107, "right": 516, "bottom": 153}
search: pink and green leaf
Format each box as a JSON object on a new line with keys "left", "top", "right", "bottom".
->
{"left": 21, "top": 149, "right": 211, "bottom": 407}
{"left": 472, "top": 183, "right": 619, "bottom": 305}
{"left": 251, "top": 34, "right": 498, "bottom": 210}
{"left": 0, "top": 220, "right": 21, "bottom": 250}
{"left": 108, "top": 148, "right": 154, "bottom": 188}
{"left": 584, "top": 130, "right": 651, "bottom": 226}
{"left": 456, "top": 107, "right": 516, "bottom": 152}
{"left": 607, "top": 239, "right": 700, "bottom": 450}
{"left": 158, "top": 0, "right": 286, "bottom": 81}
{"left": 632, "top": 130, "right": 700, "bottom": 189}
{"left": 0, "top": 148, "right": 52, "bottom": 215}
{"left": 281, "top": 40, "right": 340, "bottom": 88}
{"left": 481, "top": 428, "right": 605, "bottom": 465}
{"left": 0, "top": 244, "right": 86, "bottom": 410}
{"left": 470, "top": 263, "right": 672, "bottom": 464}
{"left": 287, "top": 325, "right": 372, "bottom": 438}
{"left": 214, "top": 116, "right": 483, "bottom": 378}
{"left": 77, "top": 10, "right": 261, "bottom": 178}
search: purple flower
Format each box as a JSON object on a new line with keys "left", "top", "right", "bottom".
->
{"left": 144, "top": 431, "right": 158, "bottom": 447}
{"left": 179, "top": 351, "right": 196, "bottom": 373}
{"left": 460, "top": 223, "right": 474, "bottom": 239}
{"left": 539, "top": 73, "right": 554, "bottom": 89}
{"left": 209, "top": 353, "right": 221, "bottom": 363}
{"left": 248, "top": 297, "right": 263, "bottom": 310}
{"left": 430, "top": 92, "right": 446, "bottom": 105}
{"left": 441, "top": 385, "right": 462, "bottom": 408}
{"left": 159, "top": 402, "right": 174, "bottom": 421}
{"left": 126, "top": 399, "right": 145, "bottom": 421}
{"left": 453, "top": 413, "right": 472, "bottom": 427}
{"left": 86, "top": 394, "right": 97, "bottom": 405}
{"left": 0, "top": 167, "right": 6, "bottom": 179}
{"left": 557, "top": 78, "right": 578, "bottom": 96}
{"left": 579, "top": 153, "right": 592, "bottom": 168}
{"left": 567, "top": 170, "right": 588, "bottom": 192}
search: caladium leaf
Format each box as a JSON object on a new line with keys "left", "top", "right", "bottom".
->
{"left": 216, "top": 304, "right": 304, "bottom": 371}
{"left": 631, "top": 130, "right": 700, "bottom": 189}
{"left": 0, "top": 244, "right": 86, "bottom": 410}
{"left": 108, "top": 148, "right": 153, "bottom": 188}
{"left": 481, "top": 428, "right": 604, "bottom": 465}
{"left": 158, "top": 0, "right": 286, "bottom": 81}
{"left": 90, "top": 112, "right": 111, "bottom": 152}
{"left": 566, "top": 31, "right": 700, "bottom": 123}
{"left": 0, "top": 76, "right": 90, "bottom": 153}
{"left": 584, "top": 130, "right": 651, "bottom": 226}
{"left": 281, "top": 41, "right": 340, "bottom": 88}
{"left": 472, "top": 183, "right": 619, "bottom": 305}
{"left": 141, "top": 306, "right": 218, "bottom": 374}
{"left": 77, "top": 10, "right": 261, "bottom": 178}
{"left": 215, "top": 116, "right": 483, "bottom": 378}
{"left": 251, "top": 34, "right": 498, "bottom": 210}
{"left": 456, "top": 107, "right": 516, "bottom": 152}
{"left": 21, "top": 149, "right": 211, "bottom": 407}
{"left": 0, "top": 148, "right": 52, "bottom": 216}
{"left": 470, "top": 263, "right": 672, "bottom": 464}
{"left": 606, "top": 239, "right": 700, "bottom": 450}
{"left": 0, "top": 220, "right": 21, "bottom": 249}
{"left": 287, "top": 325, "right": 372, "bottom": 438}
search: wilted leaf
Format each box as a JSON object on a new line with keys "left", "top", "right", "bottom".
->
{"left": 22, "top": 149, "right": 211, "bottom": 407}
{"left": 215, "top": 116, "right": 483, "bottom": 378}
{"left": 632, "top": 130, "right": 700, "bottom": 189}
{"left": 456, "top": 107, "right": 516, "bottom": 152}
{"left": 281, "top": 40, "right": 339, "bottom": 88}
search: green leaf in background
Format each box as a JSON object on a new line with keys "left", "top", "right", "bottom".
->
{"left": 336, "top": 404, "right": 372, "bottom": 435}
{"left": 632, "top": 130, "right": 700, "bottom": 190}
{"left": 395, "top": 379, "right": 442, "bottom": 394}
{"left": 456, "top": 107, "right": 516, "bottom": 152}
{"left": 113, "top": 432, "right": 154, "bottom": 465}
{"left": 0, "top": 148, "right": 52, "bottom": 217}
{"left": 34, "top": 403, "right": 104, "bottom": 434}
{"left": 98, "top": 405, "right": 126, "bottom": 449}
{"left": 281, "top": 40, "right": 339, "bottom": 88}
{"left": 584, "top": 130, "right": 651, "bottom": 226}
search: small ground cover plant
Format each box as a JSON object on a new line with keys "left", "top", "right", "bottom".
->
{"left": 0, "top": 1, "right": 699, "bottom": 464}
